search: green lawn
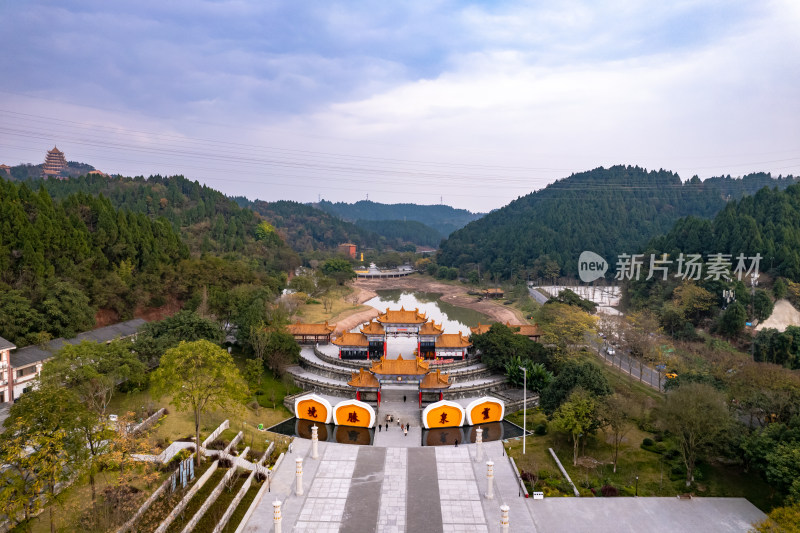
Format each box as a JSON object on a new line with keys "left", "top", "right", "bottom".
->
{"left": 505, "top": 407, "right": 779, "bottom": 510}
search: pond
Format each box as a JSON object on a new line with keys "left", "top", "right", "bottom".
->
{"left": 266, "top": 418, "right": 526, "bottom": 446}
{"left": 363, "top": 290, "right": 490, "bottom": 335}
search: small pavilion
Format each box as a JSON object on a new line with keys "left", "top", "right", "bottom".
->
{"left": 419, "top": 368, "right": 451, "bottom": 406}
{"left": 286, "top": 321, "right": 335, "bottom": 344}
{"left": 347, "top": 368, "right": 382, "bottom": 405}
{"left": 471, "top": 321, "right": 542, "bottom": 342}
{"left": 434, "top": 333, "right": 472, "bottom": 360}
{"left": 333, "top": 332, "right": 370, "bottom": 360}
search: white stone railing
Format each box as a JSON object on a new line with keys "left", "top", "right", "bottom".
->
{"left": 154, "top": 459, "right": 220, "bottom": 533}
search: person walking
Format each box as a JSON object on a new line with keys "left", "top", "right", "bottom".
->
{"left": 406, "top": 423, "right": 409, "bottom": 432}
{"left": 403, "top": 395, "right": 407, "bottom": 403}
{"left": 378, "top": 424, "right": 382, "bottom": 432}
{"left": 454, "top": 440, "right": 459, "bottom": 447}
{"left": 385, "top": 423, "right": 388, "bottom": 431}
{"left": 403, "top": 426, "right": 408, "bottom": 437}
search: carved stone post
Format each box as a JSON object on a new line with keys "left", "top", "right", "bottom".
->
{"left": 295, "top": 458, "right": 304, "bottom": 496}
{"left": 273, "top": 500, "right": 283, "bottom": 533}
{"left": 486, "top": 461, "right": 495, "bottom": 500}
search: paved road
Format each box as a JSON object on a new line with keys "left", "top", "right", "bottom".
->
{"left": 592, "top": 340, "right": 663, "bottom": 391}
{"left": 527, "top": 285, "right": 550, "bottom": 305}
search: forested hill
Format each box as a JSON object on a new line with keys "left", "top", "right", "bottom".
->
{"left": 0, "top": 178, "right": 188, "bottom": 345}
{"left": 354, "top": 219, "right": 443, "bottom": 248}
{"left": 235, "top": 199, "right": 384, "bottom": 252}
{"left": 32, "top": 174, "right": 300, "bottom": 273}
{"left": 316, "top": 200, "right": 483, "bottom": 236}
{"left": 648, "top": 184, "right": 800, "bottom": 281}
{"left": 438, "top": 166, "right": 727, "bottom": 279}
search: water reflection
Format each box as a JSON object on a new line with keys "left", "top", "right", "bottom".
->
{"left": 364, "top": 290, "right": 489, "bottom": 335}
{"left": 284, "top": 419, "right": 374, "bottom": 446}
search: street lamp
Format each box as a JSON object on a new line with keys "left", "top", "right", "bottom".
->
{"left": 635, "top": 475, "right": 639, "bottom": 497}
{"left": 519, "top": 366, "right": 527, "bottom": 455}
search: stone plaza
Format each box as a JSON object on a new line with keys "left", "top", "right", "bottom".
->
{"left": 241, "top": 430, "right": 765, "bottom": 533}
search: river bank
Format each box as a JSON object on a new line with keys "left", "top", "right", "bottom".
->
{"left": 329, "top": 275, "right": 526, "bottom": 334}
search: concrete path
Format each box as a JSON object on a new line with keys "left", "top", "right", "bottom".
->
{"left": 243, "top": 439, "right": 535, "bottom": 532}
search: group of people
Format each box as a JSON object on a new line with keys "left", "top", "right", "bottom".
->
{"left": 379, "top": 414, "right": 410, "bottom": 436}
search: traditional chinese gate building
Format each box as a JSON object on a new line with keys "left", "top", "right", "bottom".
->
{"left": 345, "top": 355, "right": 453, "bottom": 407}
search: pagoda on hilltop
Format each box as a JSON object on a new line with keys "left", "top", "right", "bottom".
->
{"left": 42, "top": 146, "right": 67, "bottom": 178}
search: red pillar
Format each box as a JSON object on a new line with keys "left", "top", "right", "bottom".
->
{"left": 356, "top": 390, "right": 361, "bottom": 401}
{"left": 377, "top": 389, "right": 381, "bottom": 407}
{"left": 339, "top": 348, "right": 341, "bottom": 360}
{"left": 384, "top": 339, "right": 387, "bottom": 356}
{"left": 418, "top": 339, "right": 421, "bottom": 358}
{"left": 439, "top": 391, "right": 443, "bottom": 401}
{"left": 419, "top": 391, "right": 422, "bottom": 408}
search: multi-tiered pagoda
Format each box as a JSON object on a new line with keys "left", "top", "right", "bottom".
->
{"left": 42, "top": 146, "right": 67, "bottom": 178}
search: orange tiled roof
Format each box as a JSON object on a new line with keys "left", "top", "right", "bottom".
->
{"left": 333, "top": 332, "right": 369, "bottom": 347}
{"left": 512, "top": 324, "right": 541, "bottom": 337}
{"left": 348, "top": 368, "right": 380, "bottom": 388}
{"left": 470, "top": 323, "right": 493, "bottom": 335}
{"left": 370, "top": 354, "right": 429, "bottom": 375}
{"left": 420, "top": 369, "right": 450, "bottom": 389}
{"left": 286, "top": 321, "right": 336, "bottom": 335}
{"left": 418, "top": 321, "right": 443, "bottom": 336}
{"left": 484, "top": 288, "right": 504, "bottom": 294}
{"left": 376, "top": 307, "right": 427, "bottom": 324}
{"left": 435, "top": 334, "right": 472, "bottom": 349}
{"left": 360, "top": 321, "right": 385, "bottom": 335}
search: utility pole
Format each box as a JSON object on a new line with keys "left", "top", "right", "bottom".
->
{"left": 519, "top": 365, "right": 527, "bottom": 455}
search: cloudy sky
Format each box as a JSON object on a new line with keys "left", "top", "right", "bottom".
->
{"left": 1, "top": 0, "right": 798, "bottom": 211}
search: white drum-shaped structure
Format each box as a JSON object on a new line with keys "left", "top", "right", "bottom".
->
{"left": 294, "top": 393, "right": 333, "bottom": 424}
{"left": 422, "top": 399, "right": 466, "bottom": 429}
{"left": 332, "top": 399, "right": 376, "bottom": 428}
{"left": 465, "top": 397, "right": 506, "bottom": 426}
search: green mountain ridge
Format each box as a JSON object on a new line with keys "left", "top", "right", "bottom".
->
{"left": 316, "top": 199, "right": 483, "bottom": 237}
{"left": 437, "top": 166, "right": 799, "bottom": 280}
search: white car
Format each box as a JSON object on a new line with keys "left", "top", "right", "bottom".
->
{"left": 606, "top": 347, "right": 616, "bottom": 356}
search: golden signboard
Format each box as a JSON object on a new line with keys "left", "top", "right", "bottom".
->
{"left": 422, "top": 400, "right": 466, "bottom": 428}
{"left": 465, "top": 397, "right": 506, "bottom": 425}
{"left": 334, "top": 401, "right": 374, "bottom": 428}
{"left": 295, "top": 395, "right": 332, "bottom": 424}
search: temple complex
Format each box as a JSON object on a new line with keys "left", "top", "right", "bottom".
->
{"left": 42, "top": 146, "right": 67, "bottom": 178}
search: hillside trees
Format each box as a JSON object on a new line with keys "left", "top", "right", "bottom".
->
{"left": 657, "top": 382, "right": 732, "bottom": 487}
{"left": 0, "top": 178, "right": 189, "bottom": 346}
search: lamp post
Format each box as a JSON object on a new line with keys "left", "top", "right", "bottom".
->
{"left": 519, "top": 365, "right": 527, "bottom": 455}
{"left": 635, "top": 475, "right": 639, "bottom": 497}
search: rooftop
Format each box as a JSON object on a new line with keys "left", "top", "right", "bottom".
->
{"left": 435, "top": 333, "right": 472, "bottom": 349}
{"left": 419, "top": 369, "right": 450, "bottom": 389}
{"left": 286, "top": 321, "right": 336, "bottom": 335}
{"left": 418, "top": 321, "right": 444, "bottom": 336}
{"left": 360, "top": 321, "right": 385, "bottom": 335}
{"left": 0, "top": 336, "right": 16, "bottom": 352}
{"left": 376, "top": 307, "right": 427, "bottom": 325}
{"left": 347, "top": 368, "right": 380, "bottom": 388}
{"left": 333, "top": 332, "right": 369, "bottom": 347}
{"left": 370, "top": 354, "right": 429, "bottom": 375}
